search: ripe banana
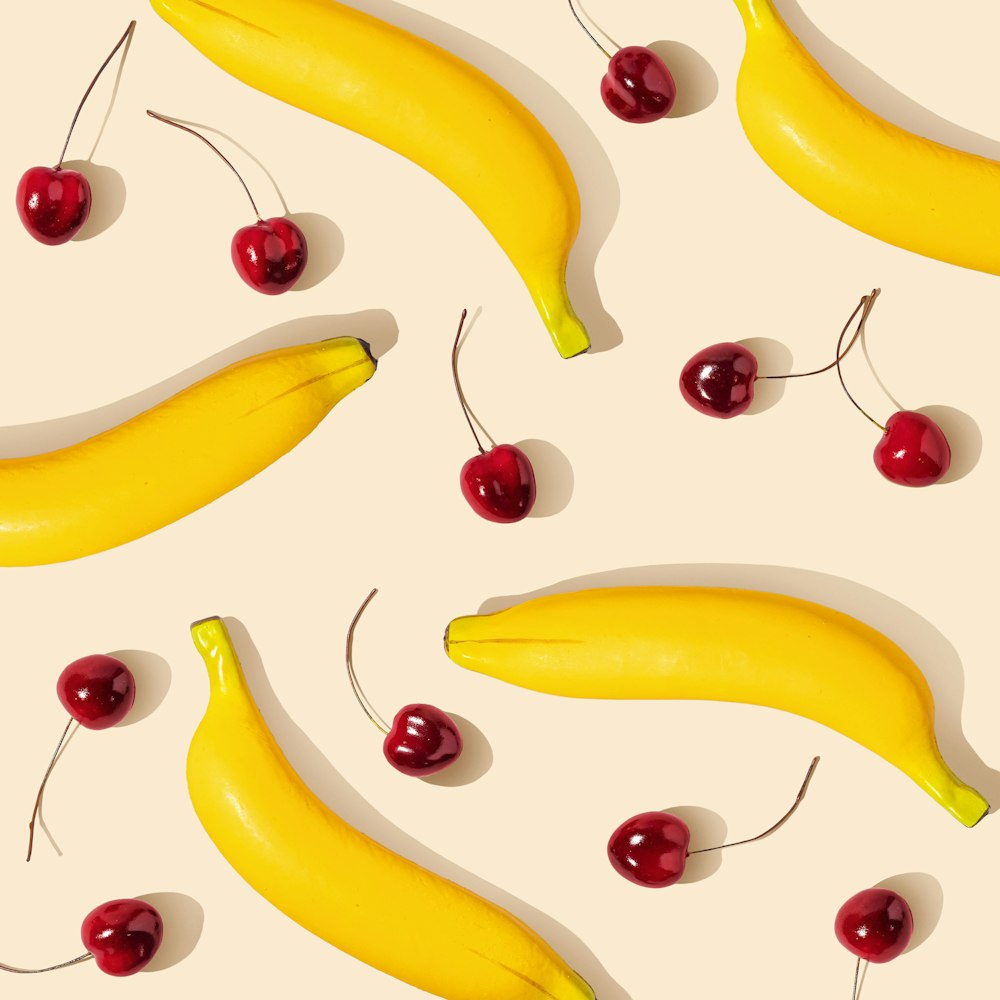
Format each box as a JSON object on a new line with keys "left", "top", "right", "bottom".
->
{"left": 188, "top": 616, "right": 597, "bottom": 1000}
{"left": 0, "top": 337, "right": 375, "bottom": 566}
{"left": 445, "top": 586, "right": 990, "bottom": 827}
{"left": 150, "top": 0, "right": 590, "bottom": 359}
{"left": 733, "top": 0, "right": 1000, "bottom": 276}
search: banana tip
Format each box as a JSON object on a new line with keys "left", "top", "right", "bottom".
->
{"left": 356, "top": 338, "right": 376, "bottom": 367}
{"left": 190, "top": 615, "right": 224, "bottom": 629}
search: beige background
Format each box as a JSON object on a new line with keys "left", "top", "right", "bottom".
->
{"left": 2, "top": 0, "right": 999, "bottom": 996}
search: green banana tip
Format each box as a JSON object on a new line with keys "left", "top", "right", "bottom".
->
{"left": 190, "top": 615, "right": 224, "bottom": 629}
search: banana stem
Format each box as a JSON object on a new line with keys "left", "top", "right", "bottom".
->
{"left": 0, "top": 953, "right": 93, "bottom": 974}
{"left": 57, "top": 20, "right": 136, "bottom": 169}
{"left": 688, "top": 756, "right": 819, "bottom": 856}
{"left": 345, "top": 589, "right": 391, "bottom": 734}
{"left": 146, "top": 110, "right": 263, "bottom": 221}
{"left": 451, "top": 309, "right": 496, "bottom": 455}
{"left": 835, "top": 289, "right": 886, "bottom": 432}
{"left": 26, "top": 717, "right": 76, "bottom": 862}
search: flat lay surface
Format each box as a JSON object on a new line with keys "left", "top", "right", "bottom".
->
{"left": 2, "top": 1, "right": 999, "bottom": 997}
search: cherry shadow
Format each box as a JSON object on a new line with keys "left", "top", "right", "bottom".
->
{"left": 472, "top": 564, "right": 1000, "bottom": 818}
{"left": 0, "top": 310, "right": 398, "bottom": 458}
{"left": 338, "top": 0, "right": 622, "bottom": 354}
{"left": 64, "top": 160, "right": 126, "bottom": 240}
{"left": 741, "top": 337, "right": 793, "bottom": 415}
{"left": 647, "top": 41, "right": 719, "bottom": 118}
{"left": 287, "top": 211, "right": 346, "bottom": 290}
{"left": 874, "top": 872, "right": 943, "bottom": 953}
{"left": 917, "top": 405, "right": 982, "bottom": 484}
{"left": 219, "top": 617, "right": 629, "bottom": 1000}
{"left": 109, "top": 649, "right": 171, "bottom": 726}
{"left": 665, "top": 807, "right": 726, "bottom": 884}
{"left": 138, "top": 892, "right": 205, "bottom": 972}
{"left": 517, "top": 439, "right": 575, "bottom": 518}
{"left": 422, "top": 714, "right": 493, "bottom": 787}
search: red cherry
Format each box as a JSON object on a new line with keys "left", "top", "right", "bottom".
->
{"left": 81, "top": 899, "right": 163, "bottom": 976}
{"left": 835, "top": 888, "right": 913, "bottom": 963}
{"left": 460, "top": 445, "right": 536, "bottom": 523}
{"left": 679, "top": 342, "right": 758, "bottom": 418}
{"left": 231, "top": 216, "right": 308, "bottom": 294}
{"left": 383, "top": 703, "right": 464, "bottom": 776}
{"left": 601, "top": 46, "right": 676, "bottom": 123}
{"left": 873, "top": 411, "right": 951, "bottom": 487}
{"left": 608, "top": 812, "right": 691, "bottom": 887}
{"left": 57, "top": 654, "right": 135, "bottom": 730}
{"left": 16, "top": 167, "right": 92, "bottom": 245}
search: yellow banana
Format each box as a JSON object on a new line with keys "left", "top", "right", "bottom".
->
{"left": 188, "top": 617, "right": 596, "bottom": 1000}
{"left": 150, "top": 0, "right": 590, "bottom": 359}
{"left": 445, "top": 586, "right": 990, "bottom": 827}
{"left": 0, "top": 337, "right": 375, "bottom": 566}
{"left": 733, "top": 0, "right": 1000, "bottom": 276}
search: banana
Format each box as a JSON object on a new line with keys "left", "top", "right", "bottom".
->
{"left": 0, "top": 337, "right": 375, "bottom": 566}
{"left": 445, "top": 586, "right": 990, "bottom": 827}
{"left": 150, "top": 0, "right": 590, "bottom": 359}
{"left": 188, "top": 616, "right": 596, "bottom": 1000}
{"left": 733, "top": 0, "right": 1000, "bottom": 276}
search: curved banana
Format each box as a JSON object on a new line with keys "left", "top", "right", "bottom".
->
{"left": 188, "top": 617, "right": 596, "bottom": 1000}
{"left": 445, "top": 586, "right": 990, "bottom": 827}
{"left": 0, "top": 337, "right": 375, "bottom": 566}
{"left": 733, "top": 0, "right": 1000, "bottom": 276}
{"left": 150, "top": 0, "right": 590, "bottom": 359}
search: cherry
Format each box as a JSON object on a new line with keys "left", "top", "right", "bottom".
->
{"left": 0, "top": 898, "right": 161, "bottom": 977}
{"left": 146, "top": 111, "right": 308, "bottom": 294}
{"left": 607, "top": 757, "right": 819, "bottom": 888}
{"left": 679, "top": 342, "right": 758, "bottom": 418}
{"left": 452, "top": 309, "right": 536, "bottom": 523}
{"left": 26, "top": 654, "right": 136, "bottom": 861}
{"left": 567, "top": 1, "right": 675, "bottom": 123}
{"left": 835, "top": 888, "right": 913, "bottom": 964}
{"left": 16, "top": 22, "right": 135, "bottom": 245}
{"left": 345, "top": 589, "right": 463, "bottom": 776}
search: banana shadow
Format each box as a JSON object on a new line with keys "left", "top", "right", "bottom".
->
{"left": 339, "top": 0, "right": 622, "bottom": 353}
{"left": 774, "top": 0, "right": 1000, "bottom": 161}
{"left": 0, "top": 310, "right": 398, "bottom": 458}
{"left": 471, "top": 564, "right": 1000, "bottom": 819}
{"left": 222, "top": 617, "right": 629, "bottom": 1000}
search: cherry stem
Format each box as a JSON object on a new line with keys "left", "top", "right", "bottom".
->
{"left": 758, "top": 294, "right": 874, "bottom": 381}
{"left": 851, "top": 956, "right": 870, "bottom": 1000}
{"left": 0, "top": 953, "right": 93, "bottom": 974}
{"left": 835, "top": 289, "right": 885, "bottom": 432}
{"left": 345, "top": 588, "right": 391, "bottom": 735}
{"left": 26, "top": 717, "right": 76, "bottom": 863}
{"left": 687, "top": 756, "right": 820, "bottom": 856}
{"left": 57, "top": 21, "right": 136, "bottom": 170}
{"left": 451, "top": 309, "right": 496, "bottom": 455}
{"left": 567, "top": 0, "right": 614, "bottom": 59}
{"left": 146, "top": 110, "right": 263, "bottom": 221}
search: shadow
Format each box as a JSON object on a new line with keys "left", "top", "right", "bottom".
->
{"left": 109, "top": 650, "right": 171, "bottom": 726}
{"left": 668, "top": 807, "right": 726, "bottom": 883}
{"left": 741, "top": 337, "right": 793, "bottom": 415}
{"left": 86, "top": 19, "right": 138, "bottom": 162}
{"left": 0, "top": 310, "right": 398, "bottom": 458}
{"left": 517, "top": 439, "right": 574, "bottom": 517}
{"left": 287, "top": 212, "right": 346, "bottom": 290}
{"left": 472, "top": 564, "right": 1000, "bottom": 816}
{"left": 65, "top": 161, "right": 126, "bottom": 240}
{"left": 647, "top": 41, "right": 719, "bottom": 118}
{"left": 343, "top": 0, "right": 622, "bottom": 355}
{"left": 220, "top": 617, "right": 628, "bottom": 1000}
{"left": 138, "top": 892, "right": 205, "bottom": 972}
{"left": 917, "top": 405, "right": 982, "bottom": 484}
{"left": 776, "top": 0, "right": 1000, "bottom": 161}
{"left": 32, "top": 721, "right": 83, "bottom": 861}
{"left": 874, "top": 872, "right": 943, "bottom": 953}
{"left": 422, "top": 714, "right": 493, "bottom": 787}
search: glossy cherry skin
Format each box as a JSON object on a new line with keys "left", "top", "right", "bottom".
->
{"left": 16, "top": 166, "right": 91, "bottom": 245}
{"left": 57, "top": 655, "right": 135, "bottom": 730}
{"left": 874, "top": 410, "right": 951, "bottom": 487}
{"left": 601, "top": 46, "right": 676, "bottom": 123}
{"left": 383, "top": 704, "right": 463, "bottom": 776}
{"left": 460, "top": 444, "right": 536, "bottom": 523}
{"left": 680, "top": 342, "right": 758, "bottom": 418}
{"left": 835, "top": 888, "right": 913, "bottom": 963}
{"left": 231, "top": 216, "right": 308, "bottom": 294}
{"left": 81, "top": 899, "right": 163, "bottom": 976}
{"left": 607, "top": 811, "right": 691, "bottom": 887}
